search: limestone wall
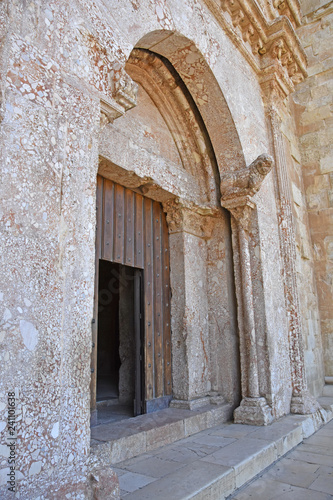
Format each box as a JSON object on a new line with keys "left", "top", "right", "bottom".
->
{"left": 293, "top": 1, "right": 333, "bottom": 379}
{"left": 0, "top": 0, "right": 326, "bottom": 496}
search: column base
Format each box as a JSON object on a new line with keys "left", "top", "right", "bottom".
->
{"left": 170, "top": 396, "right": 211, "bottom": 410}
{"left": 170, "top": 393, "right": 226, "bottom": 410}
{"left": 291, "top": 391, "right": 321, "bottom": 414}
{"left": 234, "top": 397, "right": 274, "bottom": 426}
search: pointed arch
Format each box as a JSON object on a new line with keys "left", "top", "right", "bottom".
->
{"left": 133, "top": 30, "right": 246, "bottom": 176}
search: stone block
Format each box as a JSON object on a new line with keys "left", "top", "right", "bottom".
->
{"left": 206, "top": 403, "right": 234, "bottom": 426}
{"left": 145, "top": 420, "right": 184, "bottom": 452}
{"left": 320, "top": 150, "right": 333, "bottom": 173}
{"left": 191, "top": 468, "right": 235, "bottom": 499}
{"left": 201, "top": 436, "right": 277, "bottom": 488}
{"left": 121, "top": 455, "right": 184, "bottom": 479}
{"left": 110, "top": 433, "right": 147, "bottom": 464}
{"left": 301, "top": 104, "right": 332, "bottom": 126}
{"left": 118, "top": 471, "right": 155, "bottom": 493}
{"left": 184, "top": 412, "right": 208, "bottom": 437}
{"left": 292, "top": 182, "right": 304, "bottom": 207}
{"left": 249, "top": 420, "right": 303, "bottom": 458}
{"left": 266, "top": 457, "right": 321, "bottom": 488}
{"left": 233, "top": 444, "right": 277, "bottom": 488}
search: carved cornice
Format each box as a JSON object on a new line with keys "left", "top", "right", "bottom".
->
{"left": 270, "top": 0, "right": 301, "bottom": 28}
{"left": 76, "top": 26, "right": 138, "bottom": 125}
{"left": 109, "top": 65, "right": 138, "bottom": 111}
{"left": 99, "top": 66, "right": 138, "bottom": 125}
{"left": 203, "top": 0, "right": 307, "bottom": 100}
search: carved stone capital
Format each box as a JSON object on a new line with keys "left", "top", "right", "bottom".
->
{"left": 221, "top": 196, "right": 256, "bottom": 231}
{"left": 163, "top": 198, "right": 218, "bottom": 238}
{"left": 100, "top": 97, "right": 125, "bottom": 126}
{"left": 163, "top": 198, "right": 184, "bottom": 233}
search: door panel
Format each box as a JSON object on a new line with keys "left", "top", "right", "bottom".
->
{"left": 92, "top": 175, "right": 172, "bottom": 412}
{"left": 134, "top": 269, "right": 144, "bottom": 416}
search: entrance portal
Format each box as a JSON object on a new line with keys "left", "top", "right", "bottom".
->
{"left": 91, "top": 175, "right": 172, "bottom": 417}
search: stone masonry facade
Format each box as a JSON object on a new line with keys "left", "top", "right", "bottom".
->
{"left": 0, "top": 0, "right": 332, "bottom": 498}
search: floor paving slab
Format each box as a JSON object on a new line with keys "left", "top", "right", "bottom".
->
{"left": 118, "top": 455, "right": 186, "bottom": 478}
{"left": 187, "top": 433, "right": 236, "bottom": 448}
{"left": 108, "top": 398, "right": 333, "bottom": 499}
{"left": 299, "top": 442, "right": 333, "bottom": 456}
{"left": 305, "top": 434, "right": 333, "bottom": 447}
{"left": 265, "top": 456, "right": 321, "bottom": 488}
{"left": 118, "top": 471, "right": 156, "bottom": 493}
{"left": 228, "top": 412, "right": 333, "bottom": 500}
{"left": 289, "top": 449, "right": 333, "bottom": 466}
{"left": 309, "top": 474, "right": 333, "bottom": 495}
{"left": 152, "top": 442, "right": 220, "bottom": 464}
{"left": 231, "top": 477, "right": 332, "bottom": 500}
{"left": 121, "top": 460, "right": 234, "bottom": 500}
{"left": 206, "top": 423, "right": 259, "bottom": 439}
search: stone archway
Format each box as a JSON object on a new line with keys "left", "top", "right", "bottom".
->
{"left": 99, "top": 31, "right": 318, "bottom": 422}
{"left": 133, "top": 30, "right": 246, "bottom": 176}
{"left": 97, "top": 33, "right": 243, "bottom": 412}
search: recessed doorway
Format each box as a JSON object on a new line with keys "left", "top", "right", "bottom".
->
{"left": 91, "top": 175, "right": 172, "bottom": 426}
{"left": 94, "top": 260, "right": 144, "bottom": 424}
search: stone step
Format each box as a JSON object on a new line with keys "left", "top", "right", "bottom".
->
{"left": 91, "top": 403, "right": 234, "bottom": 464}
{"left": 322, "top": 383, "right": 333, "bottom": 397}
{"left": 113, "top": 399, "right": 333, "bottom": 499}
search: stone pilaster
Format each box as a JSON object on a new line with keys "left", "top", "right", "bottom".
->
{"left": 162, "top": 198, "right": 220, "bottom": 410}
{"left": 266, "top": 104, "right": 320, "bottom": 414}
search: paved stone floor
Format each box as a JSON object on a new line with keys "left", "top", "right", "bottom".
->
{"left": 114, "top": 415, "right": 333, "bottom": 499}
{"left": 230, "top": 418, "right": 333, "bottom": 499}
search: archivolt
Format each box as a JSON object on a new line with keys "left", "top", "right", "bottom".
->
{"left": 132, "top": 31, "right": 246, "bottom": 175}
{"left": 126, "top": 48, "right": 220, "bottom": 205}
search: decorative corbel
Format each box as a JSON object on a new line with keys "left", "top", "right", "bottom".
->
{"left": 221, "top": 154, "right": 274, "bottom": 425}
{"left": 220, "top": 153, "right": 273, "bottom": 203}
{"left": 100, "top": 65, "right": 138, "bottom": 127}
{"left": 109, "top": 65, "right": 138, "bottom": 111}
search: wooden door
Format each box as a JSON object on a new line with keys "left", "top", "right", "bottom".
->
{"left": 91, "top": 175, "right": 172, "bottom": 412}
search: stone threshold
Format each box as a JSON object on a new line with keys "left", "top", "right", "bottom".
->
{"left": 90, "top": 402, "right": 235, "bottom": 464}
{"left": 111, "top": 395, "right": 333, "bottom": 499}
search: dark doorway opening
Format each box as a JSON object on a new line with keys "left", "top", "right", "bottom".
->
{"left": 95, "top": 260, "right": 144, "bottom": 425}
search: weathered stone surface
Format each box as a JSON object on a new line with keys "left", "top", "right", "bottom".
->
{"left": 293, "top": 0, "right": 333, "bottom": 384}
{"left": 0, "top": 0, "right": 331, "bottom": 497}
